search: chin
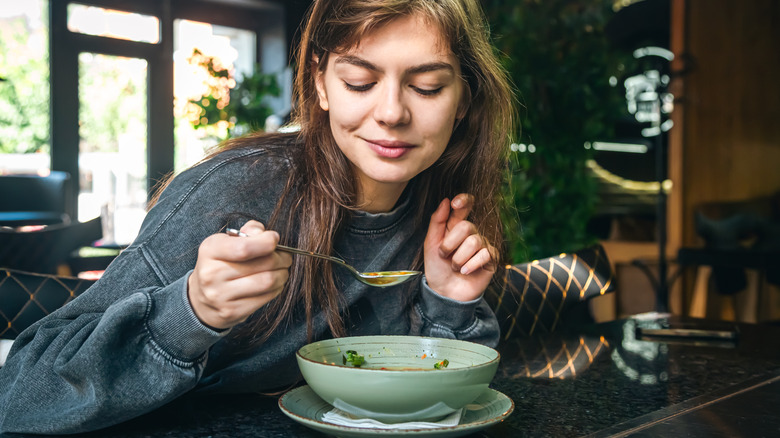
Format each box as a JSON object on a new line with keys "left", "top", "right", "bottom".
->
{"left": 364, "top": 166, "right": 414, "bottom": 183}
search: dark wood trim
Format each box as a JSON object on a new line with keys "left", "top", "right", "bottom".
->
{"left": 171, "top": 0, "right": 281, "bottom": 31}
{"left": 66, "top": 33, "right": 160, "bottom": 59}
{"left": 147, "top": 0, "right": 175, "bottom": 195}
{"left": 50, "top": 0, "right": 80, "bottom": 220}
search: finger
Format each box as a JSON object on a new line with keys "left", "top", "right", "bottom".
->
{"left": 425, "top": 198, "right": 451, "bottom": 246}
{"left": 438, "top": 220, "right": 478, "bottom": 258}
{"left": 192, "top": 265, "right": 287, "bottom": 311}
{"left": 233, "top": 284, "right": 286, "bottom": 322}
{"left": 195, "top": 284, "right": 283, "bottom": 328}
{"left": 236, "top": 245, "right": 293, "bottom": 269}
{"left": 217, "top": 250, "right": 293, "bottom": 281}
{"left": 458, "top": 246, "right": 497, "bottom": 276}
{"left": 449, "top": 233, "right": 487, "bottom": 271}
{"left": 203, "top": 229, "right": 280, "bottom": 262}
{"left": 240, "top": 220, "right": 266, "bottom": 235}
{"left": 446, "top": 193, "right": 474, "bottom": 230}
{"left": 228, "top": 231, "right": 280, "bottom": 261}
{"left": 220, "top": 268, "right": 290, "bottom": 300}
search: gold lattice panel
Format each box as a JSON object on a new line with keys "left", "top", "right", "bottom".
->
{"left": 0, "top": 269, "right": 95, "bottom": 339}
{"left": 498, "top": 335, "right": 611, "bottom": 379}
{"left": 486, "top": 245, "right": 614, "bottom": 339}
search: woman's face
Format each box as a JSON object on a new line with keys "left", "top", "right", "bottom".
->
{"left": 315, "top": 14, "right": 466, "bottom": 212}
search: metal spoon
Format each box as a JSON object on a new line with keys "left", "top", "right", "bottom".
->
{"left": 225, "top": 228, "right": 422, "bottom": 288}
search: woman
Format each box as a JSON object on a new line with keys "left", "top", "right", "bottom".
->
{"left": 0, "top": 0, "right": 516, "bottom": 434}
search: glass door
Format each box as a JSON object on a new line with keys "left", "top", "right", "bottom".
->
{"left": 65, "top": 3, "right": 160, "bottom": 245}
{"left": 78, "top": 53, "right": 148, "bottom": 244}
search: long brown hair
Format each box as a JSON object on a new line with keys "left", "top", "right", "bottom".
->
{"left": 158, "top": 0, "right": 516, "bottom": 346}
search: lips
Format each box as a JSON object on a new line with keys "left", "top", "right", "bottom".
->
{"left": 366, "top": 139, "right": 414, "bottom": 159}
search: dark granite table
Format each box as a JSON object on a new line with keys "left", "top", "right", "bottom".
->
{"left": 6, "top": 315, "right": 780, "bottom": 437}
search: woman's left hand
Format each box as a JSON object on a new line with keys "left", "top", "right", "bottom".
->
{"left": 423, "top": 193, "right": 498, "bottom": 302}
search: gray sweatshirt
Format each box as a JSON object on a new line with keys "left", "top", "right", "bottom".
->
{"left": 0, "top": 140, "right": 499, "bottom": 435}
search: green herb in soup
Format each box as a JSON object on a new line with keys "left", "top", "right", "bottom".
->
{"left": 375, "top": 357, "right": 451, "bottom": 370}
{"left": 339, "top": 349, "right": 448, "bottom": 369}
{"left": 434, "top": 359, "right": 450, "bottom": 369}
{"left": 342, "top": 350, "right": 365, "bottom": 367}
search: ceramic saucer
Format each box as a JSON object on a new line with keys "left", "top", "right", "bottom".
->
{"left": 278, "top": 385, "right": 514, "bottom": 438}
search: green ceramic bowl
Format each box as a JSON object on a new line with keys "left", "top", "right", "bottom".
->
{"left": 296, "top": 335, "right": 500, "bottom": 423}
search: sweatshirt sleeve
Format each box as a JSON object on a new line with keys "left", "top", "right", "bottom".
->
{"left": 0, "top": 250, "right": 226, "bottom": 434}
{"left": 0, "top": 147, "right": 287, "bottom": 435}
{"left": 409, "top": 277, "right": 500, "bottom": 348}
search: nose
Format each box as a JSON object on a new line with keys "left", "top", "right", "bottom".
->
{"left": 373, "top": 83, "right": 410, "bottom": 127}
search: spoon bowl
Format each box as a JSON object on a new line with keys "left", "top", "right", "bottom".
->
{"left": 225, "top": 228, "right": 421, "bottom": 287}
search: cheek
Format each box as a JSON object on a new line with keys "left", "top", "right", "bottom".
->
{"left": 419, "top": 103, "right": 459, "bottom": 142}
{"left": 327, "top": 95, "right": 369, "bottom": 131}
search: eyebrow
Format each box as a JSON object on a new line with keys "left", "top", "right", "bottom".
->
{"left": 333, "top": 55, "right": 455, "bottom": 75}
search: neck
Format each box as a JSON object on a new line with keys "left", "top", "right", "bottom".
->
{"left": 358, "top": 179, "right": 408, "bottom": 213}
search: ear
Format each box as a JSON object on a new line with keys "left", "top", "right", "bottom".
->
{"left": 313, "top": 55, "right": 330, "bottom": 111}
{"left": 455, "top": 79, "right": 471, "bottom": 120}
{"left": 455, "top": 103, "right": 467, "bottom": 121}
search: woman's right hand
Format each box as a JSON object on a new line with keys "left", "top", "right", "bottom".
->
{"left": 187, "top": 220, "right": 292, "bottom": 330}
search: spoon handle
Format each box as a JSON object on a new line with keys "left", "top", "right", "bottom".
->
{"left": 225, "top": 228, "right": 351, "bottom": 267}
{"left": 275, "top": 244, "right": 349, "bottom": 265}
{"left": 224, "top": 228, "right": 419, "bottom": 287}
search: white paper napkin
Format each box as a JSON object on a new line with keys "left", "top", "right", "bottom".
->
{"left": 321, "top": 408, "right": 463, "bottom": 430}
{"left": 0, "top": 339, "right": 14, "bottom": 367}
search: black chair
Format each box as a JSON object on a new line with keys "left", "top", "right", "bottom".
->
{"left": 0, "top": 171, "right": 71, "bottom": 227}
{"left": 0, "top": 268, "right": 96, "bottom": 340}
{"left": 678, "top": 193, "right": 780, "bottom": 321}
{"left": 0, "top": 216, "right": 103, "bottom": 274}
{"left": 485, "top": 245, "right": 615, "bottom": 341}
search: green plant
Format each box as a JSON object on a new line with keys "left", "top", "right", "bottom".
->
{"left": 483, "top": 0, "right": 636, "bottom": 262}
{"left": 0, "top": 13, "right": 49, "bottom": 155}
{"left": 78, "top": 53, "right": 147, "bottom": 153}
{"left": 186, "top": 48, "right": 281, "bottom": 139}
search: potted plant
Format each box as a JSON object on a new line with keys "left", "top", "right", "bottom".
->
{"left": 185, "top": 48, "right": 281, "bottom": 139}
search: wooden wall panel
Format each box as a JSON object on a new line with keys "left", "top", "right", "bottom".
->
{"left": 669, "top": 0, "right": 780, "bottom": 249}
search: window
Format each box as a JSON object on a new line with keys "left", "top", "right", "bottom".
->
{"left": 42, "top": 0, "right": 287, "bottom": 245}
{"left": 67, "top": 3, "right": 160, "bottom": 43}
{"left": 173, "top": 20, "right": 257, "bottom": 170}
{"left": 0, "top": 0, "right": 49, "bottom": 175}
{"left": 78, "top": 53, "right": 148, "bottom": 243}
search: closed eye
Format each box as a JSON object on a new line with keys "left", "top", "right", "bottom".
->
{"left": 412, "top": 86, "right": 443, "bottom": 96}
{"left": 344, "top": 81, "right": 374, "bottom": 92}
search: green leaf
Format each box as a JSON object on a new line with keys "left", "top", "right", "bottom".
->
{"left": 343, "top": 350, "right": 365, "bottom": 367}
{"left": 433, "top": 359, "right": 449, "bottom": 370}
